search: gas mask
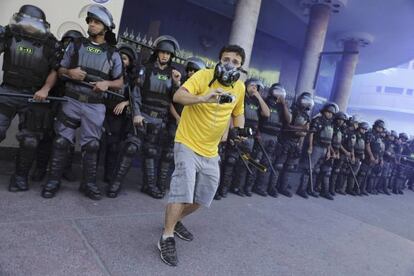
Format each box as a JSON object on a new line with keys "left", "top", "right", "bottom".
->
{"left": 214, "top": 62, "right": 240, "bottom": 87}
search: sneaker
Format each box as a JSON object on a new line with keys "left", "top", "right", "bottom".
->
{"left": 174, "top": 221, "right": 194, "bottom": 241}
{"left": 158, "top": 237, "right": 178, "bottom": 266}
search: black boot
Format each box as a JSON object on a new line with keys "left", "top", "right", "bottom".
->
{"left": 244, "top": 169, "right": 258, "bottom": 197}
{"left": 62, "top": 145, "right": 77, "bottom": 182}
{"left": 296, "top": 174, "right": 309, "bottom": 199}
{"left": 31, "top": 136, "right": 52, "bottom": 182}
{"left": 231, "top": 164, "right": 247, "bottom": 197}
{"left": 79, "top": 140, "right": 101, "bottom": 200}
{"left": 10, "top": 137, "right": 38, "bottom": 192}
{"left": 267, "top": 169, "right": 280, "bottom": 198}
{"left": 142, "top": 158, "right": 163, "bottom": 199}
{"left": 157, "top": 161, "right": 172, "bottom": 198}
{"left": 329, "top": 172, "right": 338, "bottom": 196}
{"left": 107, "top": 143, "right": 138, "bottom": 198}
{"left": 219, "top": 162, "right": 235, "bottom": 198}
{"left": 42, "top": 137, "right": 69, "bottom": 198}
{"left": 320, "top": 174, "right": 334, "bottom": 200}
{"left": 278, "top": 171, "right": 293, "bottom": 197}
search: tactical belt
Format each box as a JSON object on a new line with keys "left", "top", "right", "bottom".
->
{"left": 65, "top": 90, "right": 103, "bottom": 104}
{"left": 141, "top": 106, "right": 167, "bottom": 120}
{"left": 57, "top": 111, "right": 81, "bottom": 129}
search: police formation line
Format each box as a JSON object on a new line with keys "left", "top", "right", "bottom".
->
{"left": 0, "top": 4, "right": 413, "bottom": 204}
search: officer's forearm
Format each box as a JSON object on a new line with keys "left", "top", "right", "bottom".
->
{"left": 366, "top": 143, "right": 374, "bottom": 159}
{"left": 41, "top": 70, "right": 58, "bottom": 93}
{"left": 256, "top": 95, "right": 270, "bottom": 117}
{"left": 282, "top": 102, "right": 292, "bottom": 124}
{"left": 58, "top": 67, "right": 69, "bottom": 78}
{"left": 106, "top": 77, "right": 124, "bottom": 91}
{"left": 232, "top": 114, "right": 245, "bottom": 128}
{"left": 170, "top": 104, "right": 180, "bottom": 121}
{"left": 173, "top": 87, "right": 204, "bottom": 105}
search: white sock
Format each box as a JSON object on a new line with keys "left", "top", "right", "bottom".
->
{"left": 162, "top": 234, "right": 174, "bottom": 240}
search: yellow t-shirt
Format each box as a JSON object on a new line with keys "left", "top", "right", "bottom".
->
{"left": 175, "top": 68, "right": 245, "bottom": 157}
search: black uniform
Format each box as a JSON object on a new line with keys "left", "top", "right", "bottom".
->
{"left": 297, "top": 114, "right": 334, "bottom": 199}
{"left": 0, "top": 9, "right": 61, "bottom": 192}
{"left": 277, "top": 105, "right": 311, "bottom": 197}
{"left": 254, "top": 96, "right": 289, "bottom": 197}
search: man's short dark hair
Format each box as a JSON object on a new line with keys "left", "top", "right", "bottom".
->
{"left": 219, "top": 44, "right": 246, "bottom": 66}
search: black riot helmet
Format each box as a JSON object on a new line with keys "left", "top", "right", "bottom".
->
{"left": 185, "top": 57, "right": 206, "bottom": 73}
{"left": 9, "top": 5, "right": 50, "bottom": 40}
{"left": 390, "top": 130, "right": 398, "bottom": 139}
{"left": 153, "top": 35, "right": 180, "bottom": 57}
{"left": 296, "top": 92, "right": 314, "bottom": 111}
{"left": 321, "top": 102, "right": 338, "bottom": 114}
{"left": 358, "top": 121, "right": 370, "bottom": 131}
{"left": 399, "top": 132, "right": 409, "bottom": 142}
{"left": 61, "top": 30, "right": 83, "bottom": 48}
{"left": 245, "top": 78, "right": 265, "bottom": 92}
{"left": 61, "top": 30, "right": 83, "bottom": 41}
{"left": 118, "top": 44, "right": 137, "bottom": 63}
{"left": 334, "top": 111, "right": 348, "bottom": 121}
{"left": 268, "top": 83, "right": 286, "bottom": 99}
{"left": 85, "top": 4, "right": 115, "bottom": 30}
{"left": 373, "top": 119, "right": 385, "bottom": 130}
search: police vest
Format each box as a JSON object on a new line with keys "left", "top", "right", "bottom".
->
{"left": 259, "top": 99, "right": 283, "bottom": 135}
{"left": 314, "top": 117, "right": 333, "bottom": 146}
{"left": 2, "top": 31, "right": 54, "bottom": 90}
{"left": 244, "top": 96, "right": 260, "bottom": 129}
{"left": 343, "top": 131, "right": 356, "bottom": 152}
{"left": 141, "top": 64, "right": 173, "bottom": 118}
{"left": 70, "top": 37, "right": 114, "bottom": 81}
{"left": 287, "top": 108, "right": 309, "bottom": 139}
{"left": 354, "top": 134, "right": 365, "bottom": 155}
{"left": 332, "top": 127, "right": 343, "bottom": 149}
{"left": 371, "top": 134, "right": 385, "bottom": 156}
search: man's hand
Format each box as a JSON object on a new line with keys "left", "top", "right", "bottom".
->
{"left": 33, "top": 88, "right": 48, "bottom": 101}
{"left": 251, "top": 89, "right": 261, "bottom": 99}
{"left": 92, "top": 81, "right": 109, "bottom": 93}
{"left": 277, "top": 95, "right": 286, "bottom": 105}
{"left": 172, "top": 69, "right": 181, "bottom": 86}
{"left": 67, "top": 67, "right": 86, "bottom": 81}
{"left": 133, "top": 115, "right": 145, "bottom": 127}
{"left": 201, "top": 88, "right": 224, "bottom": 103}
{"left": 176, "top": 117, "right": 180, "bottom": 125}
{"left": 113, "top": 101, "right": 128, "bottom": 115}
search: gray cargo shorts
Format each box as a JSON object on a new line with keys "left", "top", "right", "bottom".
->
{"left": 168, "top": 142, "right": 220, "bottom": 207}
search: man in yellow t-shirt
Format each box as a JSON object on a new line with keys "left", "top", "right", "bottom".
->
{"left": 157, "top": 45, "right": 246, "bottom": 266}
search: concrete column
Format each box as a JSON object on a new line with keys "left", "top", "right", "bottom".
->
{"left": 330, "top": 32, "right": 373, "bottom": 111}
{"left": 295, "top": 4, "right": 331, "bottom": 95}
{"left": 228, "top": 0, "right": 262, "bottom": 69}
{"left": 330, "top": 40, "right": 359, "bottom": 111}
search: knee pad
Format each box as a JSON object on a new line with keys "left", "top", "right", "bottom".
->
{"left": 145, "top": 146, "right": 158, "bottom": 158}
{"left": 164, "top": 151, "right": 174, "bottom": 161}
{"left": 275, "top": 163, "right": 284, "bottom": 171}
{"left": 286, "top": 164, "right": 296, "bottom": 172}
{"left": 314, "top": 167, "right": 321, "bottom": 175}
{"left": 124, "top": 143, "right": 139, "bottom": 157}
{"left": 54, "top": 136, "right": 71, "bottom": 150}
{"left": 226, "top": 156, "right": 237, "bottom": 166}
{"left": 20, "top": 136, "right": 39, "bottom": 150}
{"left": 83, "top": 139, "right": 100, "bottom": 153}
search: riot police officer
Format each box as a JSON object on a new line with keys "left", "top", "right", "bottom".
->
{"left": 0, "top": 5, "right": 61, "bottom": 192}
{"left": 277, "top": 92, "right": 314, "bottom": 197}
{"left": 254, "top": 83, "right": 291, "bottom": 197}
{"left": 31, "top": 29, "right": 84, "bottom": 182}
{"left": 42, "top": 4, "right": 124, "bottom": 199}
{"left": 345, "top": 121, "right": 368, "bottom": 195}
{"left": 392, "top": 132, "right": 410, "bottom": 194}
{"left": 297, "top": 102, "right": 336, "bottom": 199}
{"left": 379, "top": 130, "right": 398, "bottom": 195}
{"left": 327, "top": 111, "right": 349, "bottom": 196}
{"left": 137, "top": 35, "right": 182, "bottom": 199}
{"left": 105, "top": 45, "right": 143, "bottom": 198}
{"left": 357, "top": 119, "right": 385, "bottom": 196}
{"left": 220, "top": 78, "right": 269, "bottom": 197}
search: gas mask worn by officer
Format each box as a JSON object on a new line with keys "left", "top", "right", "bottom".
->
{"left": 225, "top": 78, "right": 264, "bottom": 198}
{"left": 138, "top": 35, "right": 181, "bottom": 199}
{"left": 0, "top": 5, "right": 60, "bottom": 192}
{"left": 42, "top": 4, "right": 122, "bottom": 200}
{"left": 254, "top": 83, "right": 288, "bottom": 197}
{"left": 278, "top": 92, "right": 314, "bottom": 198}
